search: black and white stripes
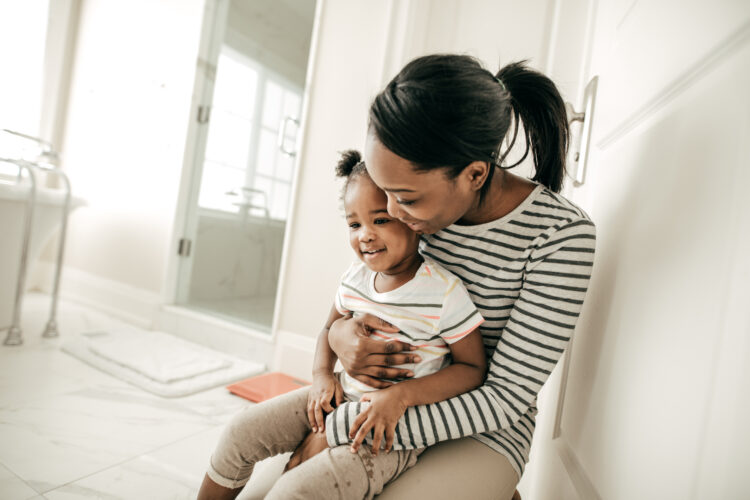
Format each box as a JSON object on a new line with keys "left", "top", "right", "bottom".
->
{"left": 325, "top": 185, "right": 596, "bottom": 477}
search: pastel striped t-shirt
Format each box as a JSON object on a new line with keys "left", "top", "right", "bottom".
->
{"left": 335, "top": 258, "right": 484, "bottom": 401}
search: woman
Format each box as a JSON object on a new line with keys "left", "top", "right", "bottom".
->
{"left": 198, "top": 55, "right": 596, "bottom": 499}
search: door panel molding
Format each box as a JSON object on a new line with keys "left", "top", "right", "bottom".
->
{"left": 554, "top": 435, "right": 602, "bottom": 500}
{"left": 597, "top": 19, "right": 750, "bottom": 149}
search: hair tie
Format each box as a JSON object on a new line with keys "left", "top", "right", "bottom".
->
{"left": 494, "top": 76, "right": 507, "bottom": 92}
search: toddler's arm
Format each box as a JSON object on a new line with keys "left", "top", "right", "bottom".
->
{"left": 307, "top": 304, "right": 345, "bottom": 432}
{"left": 312, "top": 303, "right": 344, "bottom": 378}
{"left": 384, "top": 329, "right": 486, "bottom": 407}
{"left": 351, "top": 328, "right": 486, "bottom": 453}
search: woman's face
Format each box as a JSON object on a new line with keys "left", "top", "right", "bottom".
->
{"left": 364, "top": 133, "right": 480, "bottom": 234}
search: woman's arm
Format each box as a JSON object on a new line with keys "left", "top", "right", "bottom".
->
{"left": 326, "top": 219, "right": 596, "bottom": 450}
{"left": 348, "top": 329, "right": 486, "bottom": 453}
{"left": 327, "top": 313, "right": 423, "bottom": 387}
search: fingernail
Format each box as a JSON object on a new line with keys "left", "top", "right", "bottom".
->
{"left": 350, "top": 447, "right": 356, "bottom": 453}
{"left": 414, "top": 356, "right": 421, "bottom": 362}
{"left": 312, "top": 427, "right": 317, "bottom": 432}
{"left": 406, "top": 371, "right": 414, "bottom": 377}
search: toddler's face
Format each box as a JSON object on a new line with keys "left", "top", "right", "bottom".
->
{"left": 344, "top": 175, "right": 420, "bottom": 273}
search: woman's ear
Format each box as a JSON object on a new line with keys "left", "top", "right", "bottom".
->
{"left": 462, "top": 161, "right": 491, "bottom": 192}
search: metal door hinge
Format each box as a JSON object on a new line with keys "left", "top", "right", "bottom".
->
{"left": 177, "top": 238, "right": 192, "bottom": 257}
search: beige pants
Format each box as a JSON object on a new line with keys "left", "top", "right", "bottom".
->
{"left": 208, "top": 386, "right": 519, "bottom": 499}
{"left": 207, "top": 386, "right": 423, "bottom": 499}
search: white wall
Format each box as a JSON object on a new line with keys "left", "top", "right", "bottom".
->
{"left": 60, "top": 0, "right": 204, "bottom": 297}
{"left": 273, "top": 0, "right": 396, "bottom": 338}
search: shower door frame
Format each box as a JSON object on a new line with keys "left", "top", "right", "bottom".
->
{"left": 164, "top": 0, "right": 324, "bottom": 339}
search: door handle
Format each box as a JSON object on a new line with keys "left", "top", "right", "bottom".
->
{"left": 278, "top": 116, "right": 300, "bottom": 157}
{"left": 565, "top": 76, "right": 598, "bottom": 186}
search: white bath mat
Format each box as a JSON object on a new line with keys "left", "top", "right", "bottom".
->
{"left": 62, "top": 328, "right": 264, "bottom": 398}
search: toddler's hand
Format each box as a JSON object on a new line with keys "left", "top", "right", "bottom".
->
{"left": 307, "top": 372, "right": 344, "bottom": 433}
{"left": 349, "top": 386, "right": 407, "bottom": 455}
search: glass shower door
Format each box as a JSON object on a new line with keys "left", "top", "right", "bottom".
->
{"left": 176, "top": 0, "right": 316, "bottom": 333}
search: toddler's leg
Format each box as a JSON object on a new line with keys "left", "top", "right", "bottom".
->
{"left": 265, "top": 444, "right": 423, "bottom": 500}
{"left": 206, "top": 386, "right": 311, "bottom": 490}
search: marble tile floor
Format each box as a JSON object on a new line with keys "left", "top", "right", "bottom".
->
{"left": 0, "top": 292, "right": 269, "bottom": 499}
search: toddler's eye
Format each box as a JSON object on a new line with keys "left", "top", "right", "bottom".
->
{"left": 348, "top": 222, "right": 360, "bottom": 229}
{"left": 374, "top": 218, "right": 390, "bottom": 225}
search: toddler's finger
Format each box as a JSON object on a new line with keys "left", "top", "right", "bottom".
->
{"left": 371, "top": 423, "right": 384, "bottom": 456}
{"left": 314, "top": 401, "right": 326, "bottom": 432}
{"left": 351, "top": 420, "right": 372, "bottom": 453}
{"left": 321, "top": 397, "right": 334, "bottom": 413}
{"left": 306, "top": 402, "right": 317, "bottom": 432}
{"left": 384, "top": 427, "right": 395, "bottom": 453}
{"left": 349, "top": 408, "right": 368, "bottom": 439}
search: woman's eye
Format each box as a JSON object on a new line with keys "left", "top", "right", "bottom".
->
{"left": 374, "top": 218, "right": 390, "bottom": 225}
{"left": 397, "top": 199, "right": 416, "bottom": 206}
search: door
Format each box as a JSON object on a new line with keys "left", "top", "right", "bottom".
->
{"left": 528, "top": 1, "right": 750, "bottom": 498}
{"left": 174, "top": 0, "right": 317, "bottom": 333}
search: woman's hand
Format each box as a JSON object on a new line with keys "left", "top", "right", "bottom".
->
{"left": 285, "top": 431, "right": 328, "bottom": 472}
{"left": 307, "top": 372, "right": 344, "bottom": 433}
{"left": 348, "top": 386, "right": 408, "bottom": 455}
{"left": 328, "top": 313, "right": 422, "bottom": 388}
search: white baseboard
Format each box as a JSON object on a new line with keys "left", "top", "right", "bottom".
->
{"left": 273, "top": 329, "right": 317, "bottom": 381}
{"left": 32, "top": 261, "right": 161, "bottom": 329}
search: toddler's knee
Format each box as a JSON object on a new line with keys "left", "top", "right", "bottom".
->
{"left": 214, "top": 408, "right": 265, "bottom": 463}
{"left": 225, "top": 407, "right": 253, "bottom": 437}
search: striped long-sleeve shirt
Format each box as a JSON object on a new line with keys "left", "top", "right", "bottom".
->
{"left": 325, "top": 184, "right": 597, "bottom": 477}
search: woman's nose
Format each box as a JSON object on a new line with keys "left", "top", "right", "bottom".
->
{"left": 386, "top": 195, "right": 404, "bottom": 219}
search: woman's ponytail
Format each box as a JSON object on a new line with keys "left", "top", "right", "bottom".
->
{"left": 496, "top": 61, "right": 569, "bottom": 193}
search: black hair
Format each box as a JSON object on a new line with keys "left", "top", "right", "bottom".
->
{"left": 335, "top": 149, "right": 368, "bottom": 197}
{"left": 369, "top": 54, "right": 569, "bottom": 196}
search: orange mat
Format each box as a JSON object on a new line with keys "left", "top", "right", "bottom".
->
{"left": 226, "top": 372, "right": 310, "bottom": 402}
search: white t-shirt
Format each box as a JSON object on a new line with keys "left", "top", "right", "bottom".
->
{"left": 335, "top": 257, "right": 484, "bottom": 401}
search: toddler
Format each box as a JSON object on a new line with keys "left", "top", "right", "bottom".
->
{"left": 202, "top": 150, "right": 487, "bottom": 500}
